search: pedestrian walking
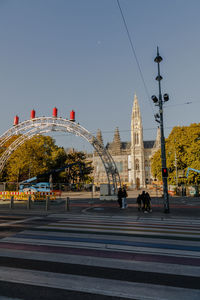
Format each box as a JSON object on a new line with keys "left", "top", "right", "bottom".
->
{"left": 122, "top": 186, "right": 128, "bottom": 209}
{"left": 141, "top": 190, "right": 148, "bottom": 213}
{"left": 136, "top": 193, "right": 142, "bottom": 211}
{"left": 145, "top": 192, "right": 152, "bottom": 212}
{"left": 117, "top": 187, "right": 123, "bottom": 208}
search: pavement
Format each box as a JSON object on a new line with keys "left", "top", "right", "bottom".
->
{"left": 0, "top": 191, "right": 200, "bottom": 220}
{"left": 81, "top": 195, "right": 200, "bottom": 220}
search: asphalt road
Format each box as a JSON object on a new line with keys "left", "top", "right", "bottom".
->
{"left": 0, "top": 196, "right": 199, "bottom": 299}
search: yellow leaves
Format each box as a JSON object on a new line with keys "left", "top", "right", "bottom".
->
{"left": 151, "top": 123, "right": 200, "bottom": 184}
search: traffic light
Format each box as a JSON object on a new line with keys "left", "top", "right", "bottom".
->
{"left": 162, "top": 168, "right": 168, "bottom": 178}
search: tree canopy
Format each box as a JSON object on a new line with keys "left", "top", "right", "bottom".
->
{"left": 60, "top": 150, "right": 93, "bottom": 185}
{"left": 4, "top": 135, "right": 67, "bottom": 182}
{"left": 151, "top": 123, "right": 200, "bottom": 184}
{"left": 0, "top": 135, "right": 93, "bottom": 186}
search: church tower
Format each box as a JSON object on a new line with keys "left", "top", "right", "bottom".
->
{"left": 96, "top": 129, "right": 104, "bottom": 146}
{"left": 130, "top": 94, "right": 145, "bottom": 188}
{"left": 112, "top": 127, "right": 121, "bottom": 155}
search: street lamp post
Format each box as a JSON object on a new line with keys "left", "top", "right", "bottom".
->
{"left": 152, "top": 47, "right": 170, "bottom": 213}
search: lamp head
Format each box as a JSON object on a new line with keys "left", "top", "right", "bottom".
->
{"left": 156, "top": 75, "right": 163, "bottom": 81}
{"left": 154, "top": 55, "right": 163, "bottom": 63}
{"left": 151, "top": 95, "right": 158, "bottom": 103}
{"left": 163, "top": 93, "right": 169, "bottom": 101}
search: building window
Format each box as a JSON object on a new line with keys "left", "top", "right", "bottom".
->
{"left": 135, "top": 159, "right": 140, "bottom": 171}
{"left": 115, "top": 162, "right": 123, "bottom": 172}
{"left": 145, "top": 160, "right": 149, "bottom": 171}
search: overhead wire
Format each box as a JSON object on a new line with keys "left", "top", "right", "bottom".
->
{"left": 116, "top": 0, "right": 155, "bottom": 114}
{"left": 50, "top": 123, "right": 200, "bottom": 141}
{"left": 164, "top": 101, "right": 199, "bottom": 108}
{"left": 50, "top": 126, "right": 168, "bottom": 137}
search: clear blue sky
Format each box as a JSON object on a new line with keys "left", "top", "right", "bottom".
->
{"left": 0, "top": 0, "right": 199, "bottom": 152}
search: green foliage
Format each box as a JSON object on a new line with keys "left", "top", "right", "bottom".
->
{"left": 151, "top": 123, "right": 200, "bottom": 184}
{"left": 0, "top": 135, "right": 20, "bottom": 180}
{"left": 151, "top": 148, "right": 162, "bottom": 180}
{"left": 5, "top": 135, "right": 67, "bottom": 182}
{"left": 0, "top": 135, "right": 93, "bottom": 186}
{"left": 61, "top": 150, "right": 93, "bottom": 184}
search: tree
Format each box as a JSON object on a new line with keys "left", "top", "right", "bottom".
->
{"left": 5, "top": 135, "right": 67, "bottom": 182}
{"left": 151, "top": 123, "right": 200, "bottom": 185}
{"left": 0, "top": 135, "right": 93, "bottom": 187}
{"left": 0, "top": 135, "right": 20, "bottom": 181}
{"left": 60, "top": 150, "right": 93, "bottom": 185}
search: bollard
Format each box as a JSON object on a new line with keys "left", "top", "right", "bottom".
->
{"left": 27, "top": 195, "right": 31, "bottom": 210}
{"left": 46, "top": 196, "right": 50, "bottom": 211}
{"left": 10, "top": 196, "right": 14, "bottom": 209}
{"left": 65, "top": 197, "right": 70, "bottom": 211}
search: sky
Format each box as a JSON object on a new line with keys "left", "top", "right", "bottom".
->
{"left": 0, "top": 0, "right": 199, "bottom": 152}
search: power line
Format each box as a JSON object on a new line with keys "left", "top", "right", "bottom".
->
{"left": 116, "top": 0, "right": 154, "bottom": 114}
{"left": 50, "top": 124, "right": 200, "bottom": 140}
{"left": 50, "top": 126, "right": 172, "bottom": 138}
{"left": 164, "top": 101, "right": 200, "bottom": 108}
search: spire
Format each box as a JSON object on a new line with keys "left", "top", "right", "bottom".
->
{"left": 113, "top": 127, "right": 121, "bottom": 144}
{"left": 132, "top": 94, "right": 141, "bottom": 118}
{"left": 96, "top": 129, "right": 104, "bottom": 145}
{"left": 131, "top": 94, "right": 143, "bottom": 149}
{"left": 133, "top": 93, "right": 138, "bottom": 105}
{"left": 111, "top": 127, "right": 121, "bottom": 154}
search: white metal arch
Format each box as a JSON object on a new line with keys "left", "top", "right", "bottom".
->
{"left": 0, "top": 117, "right": 121, "bottom": 194}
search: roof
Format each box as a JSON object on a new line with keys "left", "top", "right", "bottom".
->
{"left": 106, "top": 141, "right": 155, "bottom": 150}
{"left": 121, "top": 142, "right": 131, "bottom": 149}
{"left": 143, "top": 140, "right": 155, "bottom": 149}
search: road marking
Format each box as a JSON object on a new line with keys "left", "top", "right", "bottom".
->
{"left": 0, "top": 217, "right": 41, "bottom": 227}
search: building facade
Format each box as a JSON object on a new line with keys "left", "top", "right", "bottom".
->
{"left": 92, "top": 95, "right": 160, "bottom": 188}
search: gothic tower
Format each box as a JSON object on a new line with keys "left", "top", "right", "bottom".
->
{"left": 112, "top": 127, "right": 121, "bottom": 155}
{"left": 96, "top": 129, "right": 104, "bottom": 146}
{"left": 130, "top": 94, "right": 145, "bottom": 188}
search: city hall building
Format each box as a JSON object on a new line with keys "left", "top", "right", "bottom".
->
{"left": 92, "top": 95, "right": 161, "bottom": 188}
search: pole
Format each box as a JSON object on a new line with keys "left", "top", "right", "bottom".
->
{"left": 65, "top": 197, "right": 70, "bottom": 211}
{"left": 156, "top": 47, "right": 170, "bottom": 213}
{"left": 174, "top": 139, "right": 178, "bottom": 187}
{"left": 46, "top": 196, "right": 50, "bottom": 211}
{"left": 27, "top": 195, "right": 31, "bottom": 210}
{"left": 10, "top": 196, "right": 14, "bottom": 209}
{"left": 175, "top": 151, "right": 178, "bottom": 187}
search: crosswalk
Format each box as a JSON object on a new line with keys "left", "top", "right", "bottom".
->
{"left": 0, "top": 214, "right": 200, "bottom": 299}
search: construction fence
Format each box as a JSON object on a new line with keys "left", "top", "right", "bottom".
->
{"left": 0, "top": 191, "right": 70, "bottom": 211}
{"left": 0, "top": 191, "right": 56, "bottom": 201}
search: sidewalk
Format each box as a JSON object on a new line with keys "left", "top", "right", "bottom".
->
{"left": 82, "top": 196, "right": 200, "bottom": 220}
{"left": 0, "top": 195, "right": 199, "bottom": 220}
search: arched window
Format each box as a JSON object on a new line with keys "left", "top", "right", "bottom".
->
{"left": 135, "top": 159, "right": 140, "bottom": 171}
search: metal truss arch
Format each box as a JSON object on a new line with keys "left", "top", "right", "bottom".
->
{"left": 0, "top": 117, "right": 121, "bottom": 194}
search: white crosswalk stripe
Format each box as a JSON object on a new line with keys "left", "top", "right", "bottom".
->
{"left": 0, "top": 214, "right": 200, "bottom": 299}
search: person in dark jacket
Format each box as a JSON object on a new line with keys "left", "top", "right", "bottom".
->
{"left": 145, "top": 191, "right": 152, "bottom": 212}
{"left": 117, "top": 187, "right": 123, "bottom": 208}
{"left": 141, "top": 190, "right": 148, "bottom": 213}
{"left": 136, "top": 194, "right": 142, "bottom": 211}
{"left": 122, "top": 186, "right": 128, "bottom": 208}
